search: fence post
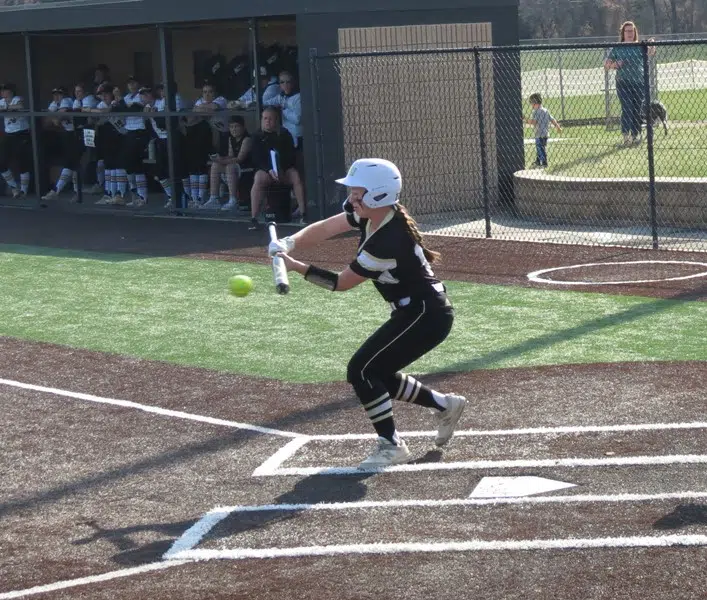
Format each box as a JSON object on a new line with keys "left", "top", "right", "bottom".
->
{"left": 158, "top": 25, "right": 179, "bottom": 210}
{"left": 308, "top": 48, "right": 326, "bottom": 221}
{"left": 24, "top": 33, "right": 44, "bottom": 206}
{"left": 474, "top": 49, "right": 491, "bottom": 238}
{"left": 557, "top": 49, "right": 566, "bottom": 121}
{"left": 643, "top": 43, "right": 659, "bottom": 249}
{"left": 604, "top": 48, "right": 612, "bottom": 131}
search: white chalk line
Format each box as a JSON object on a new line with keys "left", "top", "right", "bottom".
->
{"left": 261, "top": 453, "right": 707, "bottom": 477}
{"left": 0, "top": 377, "right": 301, "bottom": 439}
{"left": 189, "top": 490, "right": 707, "bottom": 515}
{"left": 164, "top": 508, "right": 235, "bottom": 559}
{"left": 527, "top": 260, "right": 707, "bottom": 285}
{"left": 166, "top": 534, "right": 707, "bottom": 561}
{"left": 0, "top": 560, "right": 190, "bottom": 600}
{"left": 307, "top": 420, "right": 707, "bottom": 441}
{"left": 163, "top": 490, "right": 707, "bottom": 560}
{"left": 252, "top": 437, "right": 311, "bottom": 476}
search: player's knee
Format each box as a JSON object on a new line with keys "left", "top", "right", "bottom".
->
{"left": 253, "top": 170, "right": 270, "bottom": 187}
{"left": 286, "top": 168, "right": 301, "bottom": 185}
{"left": 346, "top": 356, "right": 366, "bottom": 386}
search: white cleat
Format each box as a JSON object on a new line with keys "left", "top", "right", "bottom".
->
{"left": 199, "top": 198, "right": 221, "bottom": 210}
{"left": 357, "top": 437, "right": 412, "bottom": 470}
{"left": 435, "top": 394, "right": 467, "bottom": 447}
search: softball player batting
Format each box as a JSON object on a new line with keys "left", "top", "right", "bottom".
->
{"left": 269, "top": 158, "right": 466, "bottom": 469}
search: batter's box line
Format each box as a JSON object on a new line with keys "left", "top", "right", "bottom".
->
{"left": 163, "top": 492, "right": 707, "bottom": 563}
{"left": 0, "top": 377, "right": 303, "bottom": 439}
{"left": 164, "top": 535, "right": 707, "bottom": 561}
{"left": 251, "top": 420, "right": 707, "bottom": 476}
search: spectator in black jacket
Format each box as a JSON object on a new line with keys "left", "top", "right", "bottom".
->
{"left": 249, "top": 106, "right": 306, "bottom": 228}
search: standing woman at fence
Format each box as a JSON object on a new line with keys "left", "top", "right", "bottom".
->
{"left": 605, "top": 21, "right": 656, "bottom": 147}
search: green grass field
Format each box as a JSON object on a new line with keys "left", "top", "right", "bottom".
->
{"left": 523, "top": 122, "right": 707, "bottom": 177}
{"left": 520, "top": 46, "right": 707, "bottom": 72}
{"left": 536, "top": 88, "right": 707, "bottom": 123}
{"left": 1, "top": 245, "right": 705, "bottom": 383}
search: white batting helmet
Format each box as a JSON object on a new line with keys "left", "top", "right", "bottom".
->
{"left": 335, "top": 158, "right": 402, "bottom": 208}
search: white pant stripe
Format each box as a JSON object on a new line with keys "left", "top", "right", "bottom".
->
{"left": 366, "top": 399, "right": 393, "bottom": 419}
{"left": 363, "top": 392, "right": 390, "bottom": 410}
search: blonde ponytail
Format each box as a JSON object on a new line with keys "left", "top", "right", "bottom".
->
{"left": 394, "top": 204, "right": 441, "bottom": 263}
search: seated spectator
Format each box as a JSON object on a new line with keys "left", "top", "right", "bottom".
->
{"left": 201, "top": 115, "right": 252, "bottom": 212}
{"left": 0, "top": 82, "right": 32, "bottom": 199}
{"left": 264, "top": 70, "right": 302, "bottom": 150}
{"left": 237, "top": 66, "right": 280, "bottom": 107}
{"left": 41, "top": 86, "right": 82, "bottom": 203}
{"left": 249, "top": 106, "right": 305, "bottom": 228}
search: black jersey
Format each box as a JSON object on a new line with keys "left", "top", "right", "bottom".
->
{"left": 344, "top": 201, "right": 443, "bottom": 304}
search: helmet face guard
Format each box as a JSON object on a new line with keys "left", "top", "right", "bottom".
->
{"left": 336, "top": 158, "right": 402, "bottom": 208}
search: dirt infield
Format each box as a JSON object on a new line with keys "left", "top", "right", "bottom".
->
{"left": 1, "top": 208, "right": 706, "bottom": 599}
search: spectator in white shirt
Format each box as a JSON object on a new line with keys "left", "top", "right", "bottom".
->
{"left": 0, "top": 82, "right": 32, "bottom": 199}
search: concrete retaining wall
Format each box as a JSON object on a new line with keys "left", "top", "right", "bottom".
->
{"left": 514, "top": 170, "right": 707, "bottom": 228}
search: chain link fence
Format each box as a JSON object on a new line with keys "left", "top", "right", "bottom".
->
{"left": 310, "top": 40, "right": 707, "bottom": 251}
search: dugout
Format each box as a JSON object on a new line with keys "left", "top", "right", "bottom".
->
{"left": 0, "top": 0, "right": 521, "bottom": 220}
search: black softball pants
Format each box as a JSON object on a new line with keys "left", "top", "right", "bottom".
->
{"left": 0, "top": 131, "right": 33, "bottom": 173}
{"left": 122, "top": 129, "right": 150, "bottom": 174}
{"left": 346, "top": 294, "right": 454, "bottom": 437}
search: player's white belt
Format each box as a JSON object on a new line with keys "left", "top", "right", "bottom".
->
{"left": 389, "top": 282, "right": 445, "bottom": 310}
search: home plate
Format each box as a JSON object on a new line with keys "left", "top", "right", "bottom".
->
{"left": 470, "top": 476, "right": 576, "bottom": 498}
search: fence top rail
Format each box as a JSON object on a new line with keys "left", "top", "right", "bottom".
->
{"left": 323, "top": 39, "right": 707, "bottom": 60}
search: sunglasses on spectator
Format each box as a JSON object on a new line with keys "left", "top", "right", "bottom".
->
{"left": 279, "top": 79, "right": 293, "bottom": 84}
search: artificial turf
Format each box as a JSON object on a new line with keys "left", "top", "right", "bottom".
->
{"left": 1, "top": 245, "right": 705, "bottom": 383}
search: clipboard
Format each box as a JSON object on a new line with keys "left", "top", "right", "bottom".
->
{"left": 270, "top": 149, "right": 280, "bottom": 178}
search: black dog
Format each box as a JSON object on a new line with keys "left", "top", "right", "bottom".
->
{"left": 643, "top": 100, "right": 669, "bottom": 135}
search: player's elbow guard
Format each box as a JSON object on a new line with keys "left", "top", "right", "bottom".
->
{"left": 304, "top": 265, "right": 338, "bottom": 291}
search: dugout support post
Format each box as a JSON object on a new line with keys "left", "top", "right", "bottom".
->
{"left": 24, "top": 33, "right": 47, "bottom": 205}
{"left": 158, "top": 25, "right": 180, "bottom": 210}
{"left": 308, "top": 48, "right": 326, "bottom": 222}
